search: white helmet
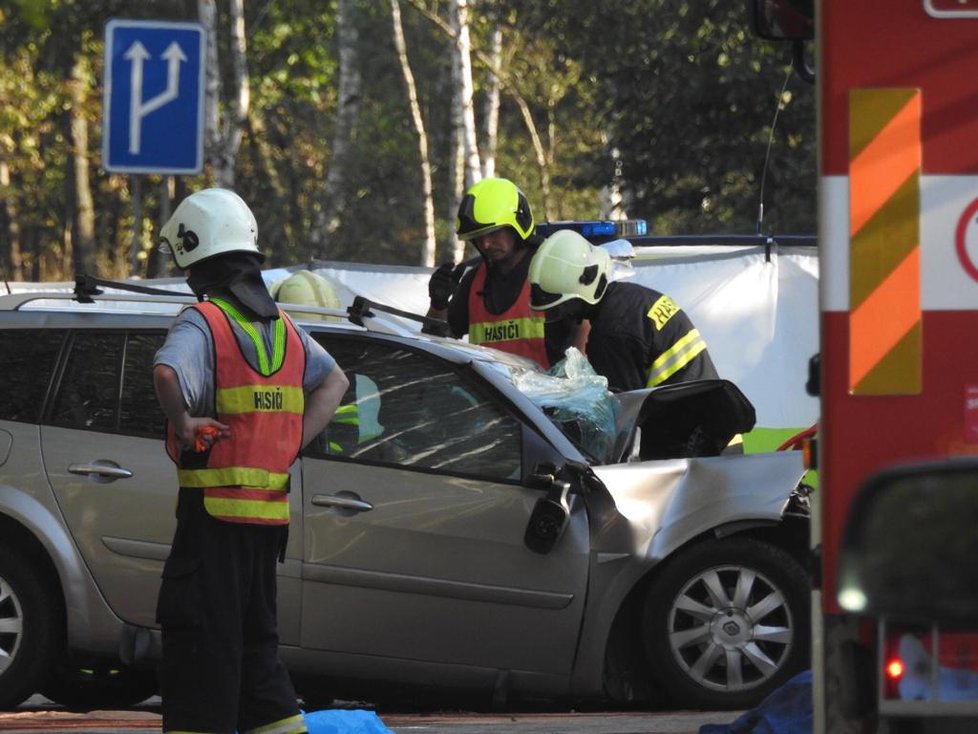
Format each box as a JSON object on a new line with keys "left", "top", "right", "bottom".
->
{"left": 528, "top": 229, "right": 611, "bottom": 310}
{"left": 159, "top": 188, "right": 262, "bottom": 269}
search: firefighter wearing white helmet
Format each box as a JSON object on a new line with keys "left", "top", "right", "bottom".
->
{"left": 425, "top": 177, "right": 583, "bottom": 368}
{"left": 153, "top": 188, "right": 349, "bottom": 734}
{"left": 529, "top": 230, "right": 733, "bottom": 426}
{"left": 527, "top": 228, "right": 612, "bottom": 309}
{"left": 159, "top": 187, "right": 262, "bottom": 270}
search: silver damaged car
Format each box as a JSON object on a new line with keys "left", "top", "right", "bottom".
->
{"left": 0, "top": 289, "right": 811, "bottom": 711}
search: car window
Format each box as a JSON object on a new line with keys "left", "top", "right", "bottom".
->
{"left": 311, "top": 335, "right": 522, "bottom": 481}
{"left": 119, "top": 332, "right": 167, "bottom": 437}
{"left": 49, "top": 330, "right": 166, "bottom": 439}
{"left": 0, "top": 329, "right": 66, "bottom": 423}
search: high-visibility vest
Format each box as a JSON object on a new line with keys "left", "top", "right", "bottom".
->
{"left": 327, "top": 402, "right": 359, "bottom": 453}
{"left": 165, "top": 299, "right": 305, "bottom": 525}
{"left": 467, "top": 263, "right": 549, "bottom": 367}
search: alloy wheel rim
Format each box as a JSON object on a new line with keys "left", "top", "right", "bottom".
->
{"left": 0, "top": 575, "right": 25, "bottom": 676}
{"left": 666, "top": 564, "right": 794, "bottom": 692}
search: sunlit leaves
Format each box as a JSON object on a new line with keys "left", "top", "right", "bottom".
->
{"left": 3, "top": 0, "right": 817, "bottom": 282}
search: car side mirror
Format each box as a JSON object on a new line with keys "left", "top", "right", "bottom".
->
{"left": 837, "top": 459, "right": 978, "bottom": 625}
{"left": 524, "top": 465, "right": 571, "bottom": 555}
{"left": 750, "top": 0, "right": 814, "bottom": 41}
{"left": 749, "top": 0, "right": 815, "bottom": 83}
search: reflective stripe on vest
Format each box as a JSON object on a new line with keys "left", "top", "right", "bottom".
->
{"left": 331, "top": 402, "right": 359, "bottom": 425}
{"left": 168, "top": 301, "right": 305, "bottom": 525}
{"left": 645, "top": 328, "right": 707, "bottom": 388}
{"left": 210, "top": 296, "right": 286, "bottom": 374}
{"left": 241, "top": 712, "right": 308, "bottom": 734}
{"left": 467, "top": 263, "right": 550, "bottom": 367}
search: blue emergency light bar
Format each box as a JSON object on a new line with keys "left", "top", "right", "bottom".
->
{"left": 536, "top": 219, "right": 648, "bottom": 242}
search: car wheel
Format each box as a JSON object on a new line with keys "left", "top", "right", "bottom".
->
{"left": 642, "top": 536, "right": 810, "bottom": 710}
{"left": 40, "top": 661, "right": 158, "bottom": 710}
{"left": 0, "top": 544, "right": 64, "bottom": 710}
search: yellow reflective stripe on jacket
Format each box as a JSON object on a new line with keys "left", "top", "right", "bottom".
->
{"left": 176, "top": 466, "right": 290, "bottom": 489}
{"left": 646, "top": 328, "right": 707, "bottom": 387}
{"left": 469, "top": 316, "right": 546, "bottom": 345}
{"left": 217, "top": 385, "right": 305, "bottom": 415}
{"left": 209, "top": 296, "right": 285, "bottom": 376}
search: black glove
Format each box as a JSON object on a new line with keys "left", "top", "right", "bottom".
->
{"left": 428, "top": 262, "right": 460, "bottom": 310}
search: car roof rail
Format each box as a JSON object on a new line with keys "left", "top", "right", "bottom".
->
{"left": 73, "top": 273, "right": 183, "bottom": 302}
{"left": 2, "top": 273, "right": 448, "bottom": 339}
{"left": 0, "top": 289, "right": 195, "bottom": 312}
{"left": 347, "top": 296, "right": 450, "bottom": 337}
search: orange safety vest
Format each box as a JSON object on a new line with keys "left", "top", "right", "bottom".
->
{"left": 467, "top": 263, "right": 550, "bottom": 367}
{"left": 165, "top": 300, "right": 305, "bottom": 525}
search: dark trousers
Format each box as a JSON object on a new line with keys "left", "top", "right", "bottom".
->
{"left": 156, "top": 488, "right": 302, "bottom": 734}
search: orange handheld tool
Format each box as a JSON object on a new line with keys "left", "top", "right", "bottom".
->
{"left": 193, "top": 425, "right": 221, "bottom": 452}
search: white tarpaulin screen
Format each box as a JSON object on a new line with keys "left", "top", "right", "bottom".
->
{"left": 267, "top": 244, "right": 820, "bottom": 450}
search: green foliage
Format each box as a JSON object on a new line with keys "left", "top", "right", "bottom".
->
{"left": 233, "top": 0, "right": 339, "bottom": 265}
{"left": 499, "top": 0, "right": 816, "bottom": 234}
{"left": 1, "top": 0, "right": 817, "bottom": 283}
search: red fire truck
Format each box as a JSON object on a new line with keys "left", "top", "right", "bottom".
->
{"left": 756, "top": 1, "right": 978, "bottom": 731}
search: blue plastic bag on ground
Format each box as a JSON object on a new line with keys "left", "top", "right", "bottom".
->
{"left": 303, "top": 708, "right": 394, "bottom": 734}
{"left": 699, "top": 670, "right": 813, "bottom": 734}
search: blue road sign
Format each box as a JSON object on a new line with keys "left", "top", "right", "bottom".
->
{"left": 102, "top": 19, "right": 205, "bottom": 174}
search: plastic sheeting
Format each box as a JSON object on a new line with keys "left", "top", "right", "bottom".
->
{"left": 511, "top": 347, "right": 620, "bottom": 461}
{"left": 699, "top": 670, "right": 813, "bottom": 734}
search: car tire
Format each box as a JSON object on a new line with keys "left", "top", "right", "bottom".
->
{"left": 642, "top": 536, "right": 810, "bottom": 710}
{"left": 40, "top": 661, "right": 158, "bottom": 710}
{"left": 0, "top": 544, "right": 64, "bottom": 710}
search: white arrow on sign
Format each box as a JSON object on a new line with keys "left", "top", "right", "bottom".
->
{"left": 124, "top": 40, "right": 188, "bottom": 155}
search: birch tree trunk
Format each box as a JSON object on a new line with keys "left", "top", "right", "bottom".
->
{"left": 200, "top": 0, "right": 221, "bottom": 178}
{"left": 449, "top": 125, "right": 466, "bottom": 264}
{"left": 447, "top": 36, "right": 465, "bottom": 263}
{"left": 450, "top": 0, "right": 480, "bottom": 189}
{"left": 0, "top": 161, "right": 24, "bottom": 281}
{"left": 481, "top": 25, "right": 502, "bottom": 179}
{"left": 404, "top": 1, "right": 552, "bottom": 226}
{"left": 390, "top": 0, "right": 436, "bottom": 267}
{"left": 221, "top": 0, "right": 249, "bottom": 188}
{"left": 310, "top": 0, "right": 361, "bottom": 253}
{"left": 199, "top": 0, "right": 249, "bottom": 188}
{"left": 514, "top": 95, "right": 554, "bottom": 219}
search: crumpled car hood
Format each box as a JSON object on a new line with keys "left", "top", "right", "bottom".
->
{"left": 589, "top": 451, "right": 808, "bottom": 562}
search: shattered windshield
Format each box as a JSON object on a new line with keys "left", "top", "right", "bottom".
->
{"left": 496, "top": 348, "right": 621, "bottom": 463}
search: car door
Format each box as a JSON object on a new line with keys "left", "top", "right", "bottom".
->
{"left": 40, "top": 329, "right": 175, "bottom": 628}
{"left": 299, "top": 335, "right": 591, "bottom": 678}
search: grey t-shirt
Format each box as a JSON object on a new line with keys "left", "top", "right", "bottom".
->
{"left": 154, "top": 305, "right": 337, "bottom": 416}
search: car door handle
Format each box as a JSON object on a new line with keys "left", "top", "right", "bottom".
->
{"left": 67, "top": 461, "right": 134, "bottom": 480}
{"left": 311, "top": 493, "right": 373, "bottom": 512}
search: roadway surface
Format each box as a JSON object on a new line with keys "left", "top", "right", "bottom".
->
{"left": 2, "top": 695, "right": 741, "bottom": 733}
